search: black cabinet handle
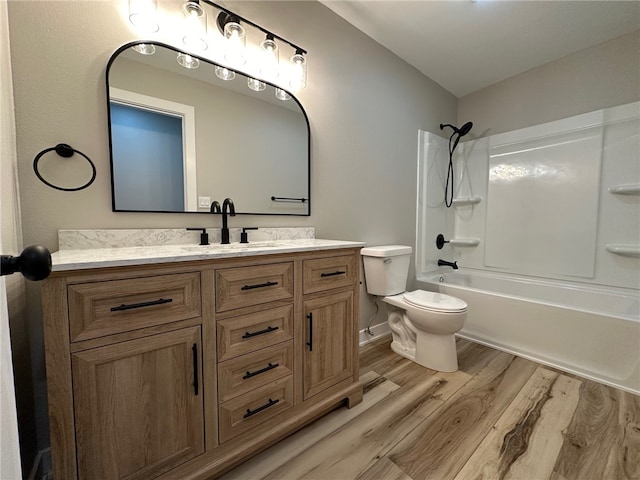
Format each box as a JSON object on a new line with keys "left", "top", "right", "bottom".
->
{"left": 241, "top": 281, "right": 278, "bottom": 291}
{"left": 110, "top": 298, "right": 173, "bottom": 312}
{"left": 306, "top": 313, "right": 313, "bottom": 351}
{"left": 320, "top": 270, "right": 346, "bottom": 277}
{"left": 242, "top": 326, "right": 279, "bottom": 339}
{"left": 243, "top": 362, "right": 279, "bottom": 380}
{"left": 192, "top": 343, "right": 199, "bottom": 396}
{"left": 243, "top": 398, "right": 279, "bottom": 418}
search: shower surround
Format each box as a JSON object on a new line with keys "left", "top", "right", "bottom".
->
{"left": 416, "top": 101, "right": 640, "bottom": 393}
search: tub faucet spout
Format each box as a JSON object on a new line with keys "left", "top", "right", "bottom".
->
{"left": 438, "top": 259, "right": 458, "bottom": 270}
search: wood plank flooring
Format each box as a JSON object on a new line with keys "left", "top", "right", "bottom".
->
{"left": 220, "top": 337, "right": 640, "bottom": 480}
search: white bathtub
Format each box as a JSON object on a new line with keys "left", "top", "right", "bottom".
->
{"left": 416, "top": 270, "right": 640, "bottom": 395}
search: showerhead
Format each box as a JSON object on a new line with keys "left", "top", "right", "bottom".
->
{"left": 458, "top": 121, "right": 473, "bottom": 137}
{"left": 440, "top": 120, "right": 473, "bottom": 209}
{"left": 440, "top": 121, "right": 473, "bottom": 137}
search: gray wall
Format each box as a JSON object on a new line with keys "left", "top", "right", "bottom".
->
{"left": 9, "top": 1, "right": 455, "bottom": 250}
{"left": 7, "top": 0, "right": 456, "bottom": 460}
{"left": 458, "top": 30, "right": 640, "bottom": 136}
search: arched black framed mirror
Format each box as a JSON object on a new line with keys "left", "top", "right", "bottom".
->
{"left": 106, "top": 41, "right": 310, "bottom": 215}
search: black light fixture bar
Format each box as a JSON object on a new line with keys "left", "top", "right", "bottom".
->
{"left": 201, "top": 0, "right": 307, "bottom": 55}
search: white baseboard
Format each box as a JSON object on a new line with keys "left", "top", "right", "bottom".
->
{"left": 27, "top": 447, "right": 51, "bottom": 480}
{"left": 359, "top": 322, "right": 391, "bottom": 347}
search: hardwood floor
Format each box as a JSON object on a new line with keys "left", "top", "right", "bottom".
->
{"left": 220, "top": 336, "right": 640, "bottom": 480}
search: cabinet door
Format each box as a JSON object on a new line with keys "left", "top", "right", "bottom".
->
{"left": 72, "top": 326, "right": 204, "bottom": 480}
{"left": 303, "top": 290, "right": 354, "bottom": 399}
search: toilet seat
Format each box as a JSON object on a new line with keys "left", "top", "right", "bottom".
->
{"left": 403, "top": 290, "right": 467, "bottom": 313}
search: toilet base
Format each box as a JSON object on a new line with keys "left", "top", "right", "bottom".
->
{"left": 415, "top": 331, "right": 458, "bottom": 372}
{"left": 390, "top": 339, "right": 415, "bottom": 362}
{"left": 389, "top": 333, "right": 458, "bottom": 372}
{"left": 385, "top": 305, "right": 461, "bottom": 373}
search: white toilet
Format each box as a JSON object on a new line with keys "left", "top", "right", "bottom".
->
{"left": 360, "top": 245, "right": 467, "bottom": 372}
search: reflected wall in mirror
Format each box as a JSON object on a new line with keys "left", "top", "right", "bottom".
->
{"left": 106, "top": 42, "right": 310, "bottom": 215}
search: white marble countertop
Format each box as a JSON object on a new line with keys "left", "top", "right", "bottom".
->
{"left": 51, "top": 239, "right": 366, "bottom": 272}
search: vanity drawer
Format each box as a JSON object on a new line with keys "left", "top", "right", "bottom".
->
{"left": 217, "top": 305, "right": 293, "bottom": 361}
{"left": 303, "top": 254, "right": 358, "bottom": 294}
{"left": 215, "top": 262, "right": 294, "bottom": 312}
{"left": 218, "top": 342, "right": 293, "bottom": 403}
{"left": 68, "top": 272, "right": 201, "bottom": 342}
{"left": 219, "top": 375, "right": 294, "bottom": 444}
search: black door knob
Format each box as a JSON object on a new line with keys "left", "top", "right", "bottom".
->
{"left": 1, "top": 245, "right": 52, "bottom": 281}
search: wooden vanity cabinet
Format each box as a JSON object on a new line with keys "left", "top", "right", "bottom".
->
{"left": 214, "top": 261, "right": 296, "bottom": 444}
{"left": 303, "top": 290, "right": 354, "bottom": 399}
{"left": 42, "top": 248, "right": 362, "bottom": 480}
{"left": 302, "top": 254, "right": 358, "bottom": 400}
{"left": 42, "top": 266, "right": 208, "bottom": 480}
{"left": 72, "top": 326, "right": 204, "bottom": 480}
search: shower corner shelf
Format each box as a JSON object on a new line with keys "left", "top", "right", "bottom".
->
{"left": 608, "top": 184, "right": 640, "bottom": 195}
{"left": 451, "top": 196, "right": 482, "bottom": 206}
{"left": 449, "top": 238, "right": 481, "bottom": 247}
{"left": 605, "top": 244, "right": 640, "bottom": 258}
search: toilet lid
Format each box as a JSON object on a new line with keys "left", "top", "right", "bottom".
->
{"left": 403, "top": 290, "right": 467, "bottom": 313}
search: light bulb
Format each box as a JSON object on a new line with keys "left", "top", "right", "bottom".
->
{"left": 215, "top": 66, "right": 236, "bottom": 81}
{"left": 182, "top": 1, "right": 208, "bottom": 51}
{"left": 289, "top": 50, "right": 307, "bottom": 90}
{"left": 260, "top": 35, "right": 279, "bottom": 81}
{"left": 247, "top": 78, "right": 266, "bottom": 92}
{"left": 128, "top": 0, "right": 159, "bottom": 33}
{"left": 223, "top": 21, "right": 246, "bottom": 66}
{"left": 177, "top": 53, "right": 200, "bottom": 69}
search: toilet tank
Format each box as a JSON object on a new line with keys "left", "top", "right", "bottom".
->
{"left": 360, "top": 245, "right": 412, "bottom": 296}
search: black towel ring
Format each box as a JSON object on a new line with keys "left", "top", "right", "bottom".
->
{"left": 33, "top": 143, "right": 96, "bottom": 192}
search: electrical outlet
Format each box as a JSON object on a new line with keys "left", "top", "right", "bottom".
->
{"left": 198, "top": 196, "right": 211, "bottom": 208}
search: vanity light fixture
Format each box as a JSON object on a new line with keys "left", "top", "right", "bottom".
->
{"left": 177, "top": 52, "right": 200, "bottom": 69}
{"left": 124, "top": 0, "right": 308, "bottom": 91}
{"left": 182, "top": 0, "right": 208, "bottom": 51}
{"left": 128, "top": 0, "right": 159, "bottom": 33}
{"left": 247, "top": 78, "right": 266, "bottom": 92}
{"left": 275, "top": 88, "right": 291, "bottom": 101}
{"left": 215, "top": 65, "right": 235, "bottom": 81}
{"left": 132, "top": 43, "right": 156, "bottom": 55}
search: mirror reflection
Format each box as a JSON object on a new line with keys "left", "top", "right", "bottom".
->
{"left": 106, "top": 42, "right": 310, "bottom": 215}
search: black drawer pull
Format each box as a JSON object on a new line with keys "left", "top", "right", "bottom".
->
{"left": 241, "top": 326, "right": 279, "bottom": 339}
{"left": 320, "top": 270, "right": 346, "bottom": 277}
{"left": 306, "top": 313, "right": 313, "bottom": 351}
{"left": 241, "top": 281, "right": 278, "bottom": 291}
{"left": 244, "top": 398, "right": 279, "bottom": 418}
{"left": 110, "top": 297, "right": 173, "bottom": 312}
{"left": 192, "top": 343, "right": 199, "bottom": 396}
{"left": 243, "top": 362, "right": 279, "bottom": 379}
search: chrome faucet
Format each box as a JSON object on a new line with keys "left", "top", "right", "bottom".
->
{"left": 438, "top": 259, "right": 458, "bottom": 270}
{"left": 220, "top": 198, "right": 236, "bottom": 244}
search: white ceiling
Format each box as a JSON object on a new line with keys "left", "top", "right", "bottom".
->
{"left": 320, "top": 1, "right": 640, "bottom": 97}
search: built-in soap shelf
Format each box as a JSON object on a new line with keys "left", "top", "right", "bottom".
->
{"left": 449, "top": 238, "right": 481, "bottom": 247}
{"left": 606, "top": 244, "right": 640, "bottom": 258}
{"left": 452, "top": 196, "right": 482, "bottom": 206}
{"left": 608, "top": 184, "right": 640, "bottom": 195}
